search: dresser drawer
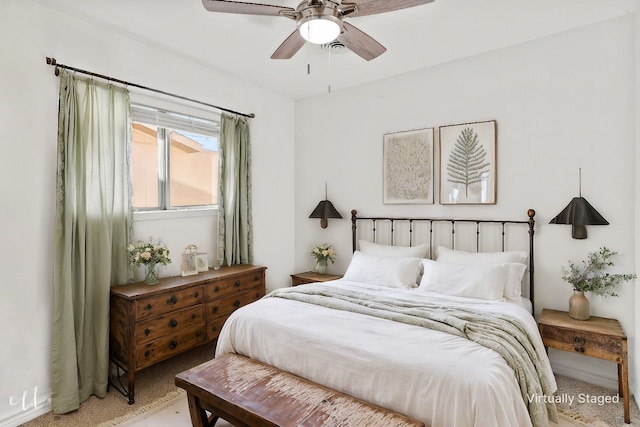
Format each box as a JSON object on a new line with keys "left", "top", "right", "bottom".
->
{"left": 135, "top": 305, "right": 205, "bottom": 345}
{"left": 135, "top": 286, "right": 204, "bottom": 320}
{"left": 205, "top": 271, "right": 264, "bottom": 300}
{"left": 206, "top": 288, "right": 265, "bottom": 319}
{"left": 539, "top": 325, "right": 623, "bottom": 359}
{"left": 206, "top": 289, "right": 265, "bottom": 340}
{"left": 207, "top": 316, "right": 227, "bottom": 341}
{"left": 136, "top": 325, "right": 206, "bottom": 370}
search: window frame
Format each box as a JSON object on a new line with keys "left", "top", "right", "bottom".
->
{"left": 130, "top": 103, "right": 221, "bottom": 212}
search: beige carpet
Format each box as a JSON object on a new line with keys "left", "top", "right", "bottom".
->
{"left": 90, "top": 388, "right": 611, "bottom": 427}
{"left": 20, "top": 342, "right": 639, "bottom": 426}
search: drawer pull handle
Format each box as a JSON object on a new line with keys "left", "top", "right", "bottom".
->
{"left": 212, "top": 306, "right": 219, "bottom": 313}
{"left": 254, "top": 275, "right": 259, "bottom": 281}
{"left": 194, "top": 291, "right": 199, "bottom": 298}
{"left": 574, "top": 336, "right": 586, "bottom": 352}
{"left": 233, "top": 299, "right": 241, "bottom": 308}
{"left": 191, "top": 314, "right": 197, "bottom": 319}
{"left": 214, "top": 286, "right": 220, "bottom": 292}
{"left": 234, "top": 280, "right": 241, "bottom": 287}
{"left": 169, "top": 340, "right": 178, "bottom": 350}
{"left": 169, "top": 319, "right": 178, "bottom": 327}
{"left": 144, "top": 350, "right": 150, "bottom": 357}
{"left": 144, "top": 328, "right": 151, "bottom": 336}
{"left": 145, "top": 303, "right": 152, "bottom": 311}
{"left": 167, "top": 296, "right": 178, "bottom": 305}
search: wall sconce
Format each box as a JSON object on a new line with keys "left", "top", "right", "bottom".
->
{"left": 549, "top": 168, "right": 609, "bottom": 239}
{"left": 309, "top": 183, "right": 342, "bottom": 228}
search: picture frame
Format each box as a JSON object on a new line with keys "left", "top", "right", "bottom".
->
{"left": 181, "top": 245, "right": 199, "bottom": 277}
{"left": 439, "top": 120, "right": 496, "bottom": 205}
{"left": 383, "top": 127, "right": 434, "bottom": 204}
{"left": 196, "top": 252, "right": 209, "bottom": 272}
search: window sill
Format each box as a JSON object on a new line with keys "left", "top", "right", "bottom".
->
{"left": 133, "top": 207, "right": 218, "bottom": 222}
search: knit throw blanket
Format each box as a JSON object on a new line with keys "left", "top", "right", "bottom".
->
{"left": 267, "top": 284, "right": 558, "bottom": 427}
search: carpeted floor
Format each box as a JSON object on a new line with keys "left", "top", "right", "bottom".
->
{"left": 20, "top": 342, "right": 639, "bottom": 427}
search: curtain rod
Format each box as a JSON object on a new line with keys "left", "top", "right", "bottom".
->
{"left": 45, "top": 57, "right": 255, "bottom": 119}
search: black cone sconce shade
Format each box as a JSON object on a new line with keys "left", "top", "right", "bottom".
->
{"left": 309, "top": 200, "right": 342, "bottom": 229}
{"left": 549, "top": 197, "right": 609, "bottom": 239}
{"left": 549, "top": 169, "right": 608, "bottom": 239}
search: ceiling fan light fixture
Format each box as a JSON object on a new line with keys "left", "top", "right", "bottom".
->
{"left": 299, "top": 15, "right": 341, "bottom": 44}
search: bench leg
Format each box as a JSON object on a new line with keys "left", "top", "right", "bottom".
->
{"left": 186, "top": 392, "right": 219, "bottom": 427}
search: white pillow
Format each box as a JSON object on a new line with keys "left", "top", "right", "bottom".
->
{"left": 436, "top": 246, "right": 528, "bottom": 300}
{"left": 418, "top": 259, "right": 508, "bottom": 300}
{"left": 436, "top": 246, "right": 527, "bottom": 265}
{"left": 343, "top": 251, "right": 423, "bottom": 288}
{"left": 503, "top": 262, "right": 527, "bottom": 300}
{"left": 359, "top": 240, "right": 429, "bottom": 258}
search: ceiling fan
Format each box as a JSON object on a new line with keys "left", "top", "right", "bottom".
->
{"left": 202, "top": 0, "right": 434, "bottom": 61}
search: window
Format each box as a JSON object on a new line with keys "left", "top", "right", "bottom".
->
{"left": 130, "top": 105, "right": 220, "bottom": 210}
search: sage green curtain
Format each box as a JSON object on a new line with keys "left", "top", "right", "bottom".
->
{"left": 217, "top": 113, "right": 253, "bottom": 266}
{"left": 52, "top": 71, "right": 132, "bottom": 414}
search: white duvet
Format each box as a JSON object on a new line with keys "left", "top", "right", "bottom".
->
{"left": 216, "top": 280, "right": 556, "bottom": 427}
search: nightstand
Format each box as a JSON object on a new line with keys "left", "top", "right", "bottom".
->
{"left": 290, "top": 271, "right": 342, "bottom": 286}
{"left": 538, "top": 308, "right": 629, "bottom": 424}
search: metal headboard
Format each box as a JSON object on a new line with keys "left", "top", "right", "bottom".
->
{"left": 351, "top": 209, "right": 536, "bottom": 313}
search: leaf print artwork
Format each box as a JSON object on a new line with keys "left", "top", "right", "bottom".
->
{"left": 439, "top": 120, "right": 496, "bottom": 204}
{"left": 446, "top": 127, "right": 490, "bottom": 198}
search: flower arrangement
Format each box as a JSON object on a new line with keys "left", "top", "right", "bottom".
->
{"left": 311, "top": 243, "right": 336, "bottom": 264}
{"left": 561, "top": 247, "right": 635, "bottom": 297}
{"left": 127, "top": 240, "right": 172, "bottom": 267}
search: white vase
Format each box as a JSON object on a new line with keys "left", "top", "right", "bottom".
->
{"left": 315, "top": 260, "right": 328, "bottom": 275}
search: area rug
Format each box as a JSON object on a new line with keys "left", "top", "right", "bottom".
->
{"left": 97, "top": 390, "right": 611, "bottom": 427}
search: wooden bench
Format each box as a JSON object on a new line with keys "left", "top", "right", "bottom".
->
{"left": 175, "top": 353, "right": 426, "bottom": 427}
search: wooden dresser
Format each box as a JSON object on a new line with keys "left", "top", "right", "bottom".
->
{"left": 109, "top": 264, "right": 266, "bottom": 404}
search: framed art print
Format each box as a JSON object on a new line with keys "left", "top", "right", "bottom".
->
{"left": 196, "top": 252, "right": 209, "bottom": 272}
{"left": 383, "top": 127, "right": 434, "bottom": 204}
{"left": 440, "top": 120, "right": 496, "bottom": 205}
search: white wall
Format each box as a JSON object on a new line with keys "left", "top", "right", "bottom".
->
{"left": 0, "top": 1, "right": 295, "bottom": 425}
{"left": 295, "top": 14, "right": 638, "bottom": 395}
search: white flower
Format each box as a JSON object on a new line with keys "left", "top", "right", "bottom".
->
{"left": 127, "top": 239, "right": 172, "bottom": 267}
{"left": 311, "top": 244, "right": 336, "bottom": 264}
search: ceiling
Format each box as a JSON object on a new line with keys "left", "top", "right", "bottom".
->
{"left": 33, "top": 0, "right": 635, "bottom": 100}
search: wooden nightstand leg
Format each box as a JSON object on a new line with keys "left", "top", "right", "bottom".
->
{"left": 620, "top": 339, "right": 630, "bottom": 424}
{"left": 620, "top": 360, "right": 630, "bottom": 423}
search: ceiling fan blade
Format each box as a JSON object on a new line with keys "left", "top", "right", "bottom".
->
{"left": 202, "top": 0, "right": 295, "bottom": 17}
{"left": 337, "top": 22, "right": 386, "bottom": 61}
{"left": 342, "top": 0, "right": 434, "bottom": 17}
{"left": 271, "top": 30, "right": 306, "bottom": 59}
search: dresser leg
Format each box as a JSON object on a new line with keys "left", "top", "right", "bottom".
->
{"left": 128, "top": 369, "right": 136, "bottom": 404}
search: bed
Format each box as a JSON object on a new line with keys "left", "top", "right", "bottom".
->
{"left": 216, "top": 209, "right": 557, "bottom": 427}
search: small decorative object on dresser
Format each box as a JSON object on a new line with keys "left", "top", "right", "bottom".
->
{"left": 127, "top": 239, "right": 172, "bottom": 285}
{"left": 196, "top": 252, "right": 209, "bottom": 272}
{"left": 181, "top": 244, "right": 199, "bottom": 277}
{"left": 561, "top": 247, "right": 636, "bottom": 320}
{"left": 310, "top": 243, "right": 336, "bottom": 274}
{"left": 291, "top": 271, "right": 343, "bottom": 286}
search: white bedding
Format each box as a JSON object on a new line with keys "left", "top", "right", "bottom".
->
{"left": 216, "top": 280, "right": 556, "bottom": 427}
